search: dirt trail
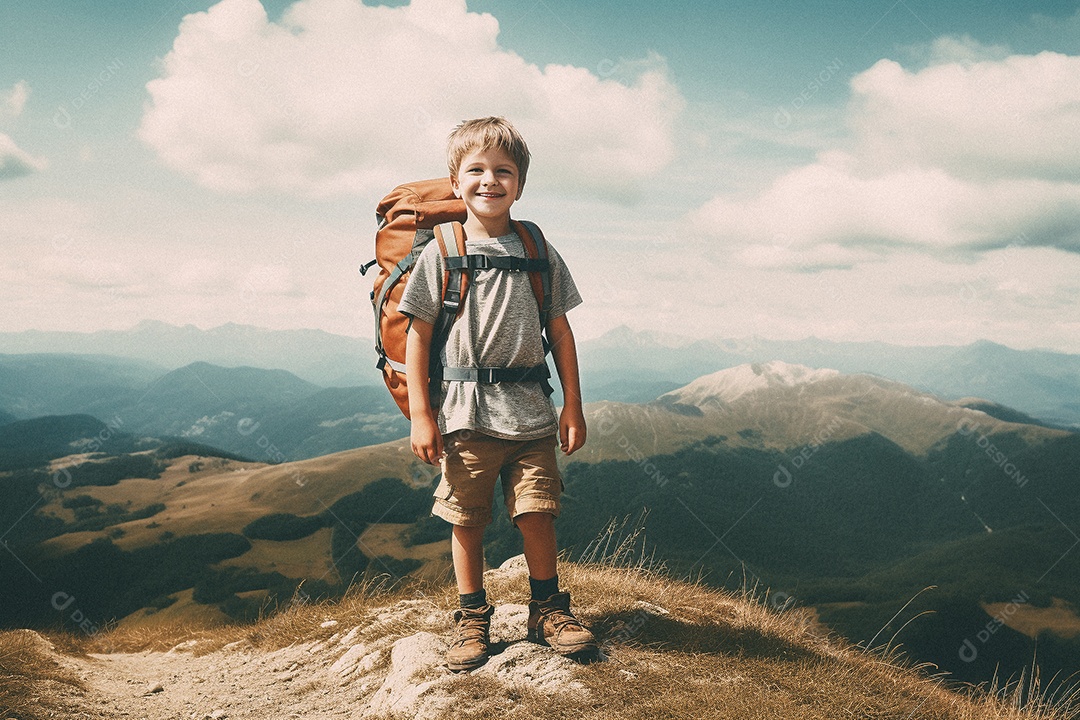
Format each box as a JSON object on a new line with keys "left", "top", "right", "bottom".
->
{"left": 69, "top": 640, "right": 363, "bottom": 720}
{"left": 59, "top": 593, "right": 587, "bottom": 720}
{"left": 33, "top": 560, "right": 585, "bottom": 719}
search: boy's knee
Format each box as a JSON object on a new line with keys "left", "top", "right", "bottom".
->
{"left": 514, "top": 511, "right": 554, "bottom": 530}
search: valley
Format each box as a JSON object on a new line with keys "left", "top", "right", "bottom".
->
{"left": 1, "top": 346, "right": 1078, "bottom": 689}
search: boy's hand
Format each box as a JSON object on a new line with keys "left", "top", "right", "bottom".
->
{"left": 404, "top": 316, "right": 443, "bottom": 465}
{"left": 559, "top": 404, "right": 586, "bottom": 456}
{"left": 411, "top": 411, "right": 445, "bottom": 465}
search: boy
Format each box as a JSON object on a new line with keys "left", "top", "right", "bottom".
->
{"left": 398, "top": 116, "right": 596, "bottom": 671}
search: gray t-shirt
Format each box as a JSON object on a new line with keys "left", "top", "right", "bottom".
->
{"left": 397, "top": 229, "right": 582, "bottom": 440}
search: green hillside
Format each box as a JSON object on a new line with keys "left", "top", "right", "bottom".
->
{"left": 0, "top": 356, "right": 409, "bottom": 461}
{"left": 3, "top": 363, "right": 1078, "bottom": 691}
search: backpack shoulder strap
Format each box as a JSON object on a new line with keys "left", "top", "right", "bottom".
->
{"left": 435, "top": 221, "right": 469, "bottom": 319}
{"left": 512, "top": 219, "right": 552, "bottom": 328}
{"left": 429, "top": 222, "right": 468, "bottom": 379}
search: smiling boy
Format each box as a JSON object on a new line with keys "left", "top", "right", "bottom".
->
{"left": 398, "top": 117, "right": 596, "bottom": 671}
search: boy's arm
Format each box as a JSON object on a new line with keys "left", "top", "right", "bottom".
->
{"left": 405, "top": 317, "right": 444, "bottom": 465}
{"left": 546, "top": 313, "right": 586, "bottom": 455}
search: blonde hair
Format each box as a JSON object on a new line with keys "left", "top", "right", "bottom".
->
{"left": 447, "top": 116, "right": 531, "bottom": 188}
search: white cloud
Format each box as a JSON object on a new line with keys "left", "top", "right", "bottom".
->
{"left": 908, "top": 35, "right": 1011, "bottom": 66}
{"left": 0, "top": 190, "right": 379, "bottom": 336}
{"left": 139, "top": 0, "right": 683, "bottom": 198}
{"left": 574, "top": 239, "right": 1080, "bottom": 352}
{"left": 2, "top": 81, "right": 29, "bottom": 118}
{"left": 694, "top": 155, "right": 1080, "bottom": 257}
{"left": 850, "top": 52, "right": 1080, "bottom": 181}
{"left": 0, "top": 82, "right": 45, "bottom": 180}
{"left": 692, "top": 50, "right": 1080, "bottom": 263}
{"left": 0, "top": 133, "right": 46, "bottom": 180}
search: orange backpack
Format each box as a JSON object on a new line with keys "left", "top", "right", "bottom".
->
{"left": 361, "top": 178, "right": 552, "bottom": 419}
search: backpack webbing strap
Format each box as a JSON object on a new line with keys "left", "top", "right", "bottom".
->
{"left": 428, "top": 220, "right": 555, "bottom": 398}
{"left": 376, "top": 354, "right": 406, "bottom": 374}
{"left": 440, "top": 364, "right": 551, "bottom": 384}
{"left": 444, "top": 255, "right": 550, "bottom": 272}
{"left": 432, "top": 222, "right": 467, "bottom": 341}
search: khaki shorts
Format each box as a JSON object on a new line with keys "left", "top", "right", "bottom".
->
{"left": 432, "top": 430, "right": 562, "bottom": 527}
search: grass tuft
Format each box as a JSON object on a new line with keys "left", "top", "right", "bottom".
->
{"left": 0, "top": 630, "right": 84, "bottom": 720}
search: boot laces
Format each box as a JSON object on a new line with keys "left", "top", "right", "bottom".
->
{"left": 453, "top": 609, "right": 490, "bottom": 646}
{"left": 541, "top": 605, "right": 583, "bottom": 631}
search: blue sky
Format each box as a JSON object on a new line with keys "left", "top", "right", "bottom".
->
{"left": 2, "top": 0, "right": 1080, "bottom": 351}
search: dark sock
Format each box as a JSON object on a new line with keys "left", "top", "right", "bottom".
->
{"left": 529, "top": 574, "right": 559, "bottom": 601}
{"left": 459, "top": 588, "right": 487, "bottom": 609}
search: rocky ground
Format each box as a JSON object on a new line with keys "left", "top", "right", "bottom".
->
{"left": 7, "top": 555, "right": 1064, "bottom": 720}
{"left": 45, "top": 557, "right": 597, "bottom": 720}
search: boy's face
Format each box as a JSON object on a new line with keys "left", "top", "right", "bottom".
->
{"left": 451, "top": 147, "right": 521, "bottom": 225}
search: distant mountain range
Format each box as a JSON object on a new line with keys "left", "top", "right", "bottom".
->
{"left": 3, "top": 361, "right": 1077, "bottom": 688}
{"left": 3, "top": 321, "right": 1078, "bottom": 426}
{"left": 0, "top": 355, "right": 408, "bottom": 460}
{"left": 0, "top": 320, "right": 374, "bottom": 387}
{"left": 581, "top": 326, "right": 1080, "bottom": 426}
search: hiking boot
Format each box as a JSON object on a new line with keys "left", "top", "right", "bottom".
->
{"left": 446, "top": 604, "right": 495, "bottom": 671}
{"left": 527, "top": 591, "right": 598, "bottom": 657}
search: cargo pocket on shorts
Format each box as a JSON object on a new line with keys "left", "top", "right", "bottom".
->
{"left": 433, "top": 473, "right": 454, "bottom": 501}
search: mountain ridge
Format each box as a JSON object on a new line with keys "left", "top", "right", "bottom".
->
{"left": 584, "top": 326, "right": 1080, "bottom": 426}
{"left": 657, "top": 360, "right": 842, "bottom": 408}
{"left": 5, "top": 321, "right": 1080, "bottom": 424}
{"left": 0, "top": 323, "right": 372, "bottom": 387}
{"left": 0, "top": 357, "right": 408, "bottom": 460}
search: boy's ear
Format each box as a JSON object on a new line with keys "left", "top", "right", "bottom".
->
{"left": 449, "top": 173, "right": 461, "bottom": 198}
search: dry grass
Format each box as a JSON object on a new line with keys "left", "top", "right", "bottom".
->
{"left": 0, "top": 630, "right": 85, "bottom": 720}
{"left": 48, "top": 517, "right": 1080, "bottom": 720}
{"left": 446, "top": 518, "right": 1080, "bottom": 720}
{"left": 444, "top": 556, "right": 1079, "bottom": 720}
{"left": 238, "top": 574, "right": 443, "bottom": 654}
{"left": 74, "top": 570, "right": 451, "bottom": 660}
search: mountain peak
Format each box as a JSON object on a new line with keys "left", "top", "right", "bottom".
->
{"left": 658, "top": 361, "right": 840, "bottom": 408}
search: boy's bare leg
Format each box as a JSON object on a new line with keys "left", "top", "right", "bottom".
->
{"left": 515, "top": 511, "right": 558, "bottom": 581}
{"left": 447, "top": 523, "right": 493, "bottom": 671}
{"left": 518, "top": 511, "right": 597, "bottom": 655}
{"left": 451, "top": 523, "right": 486, "bottom": 595}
